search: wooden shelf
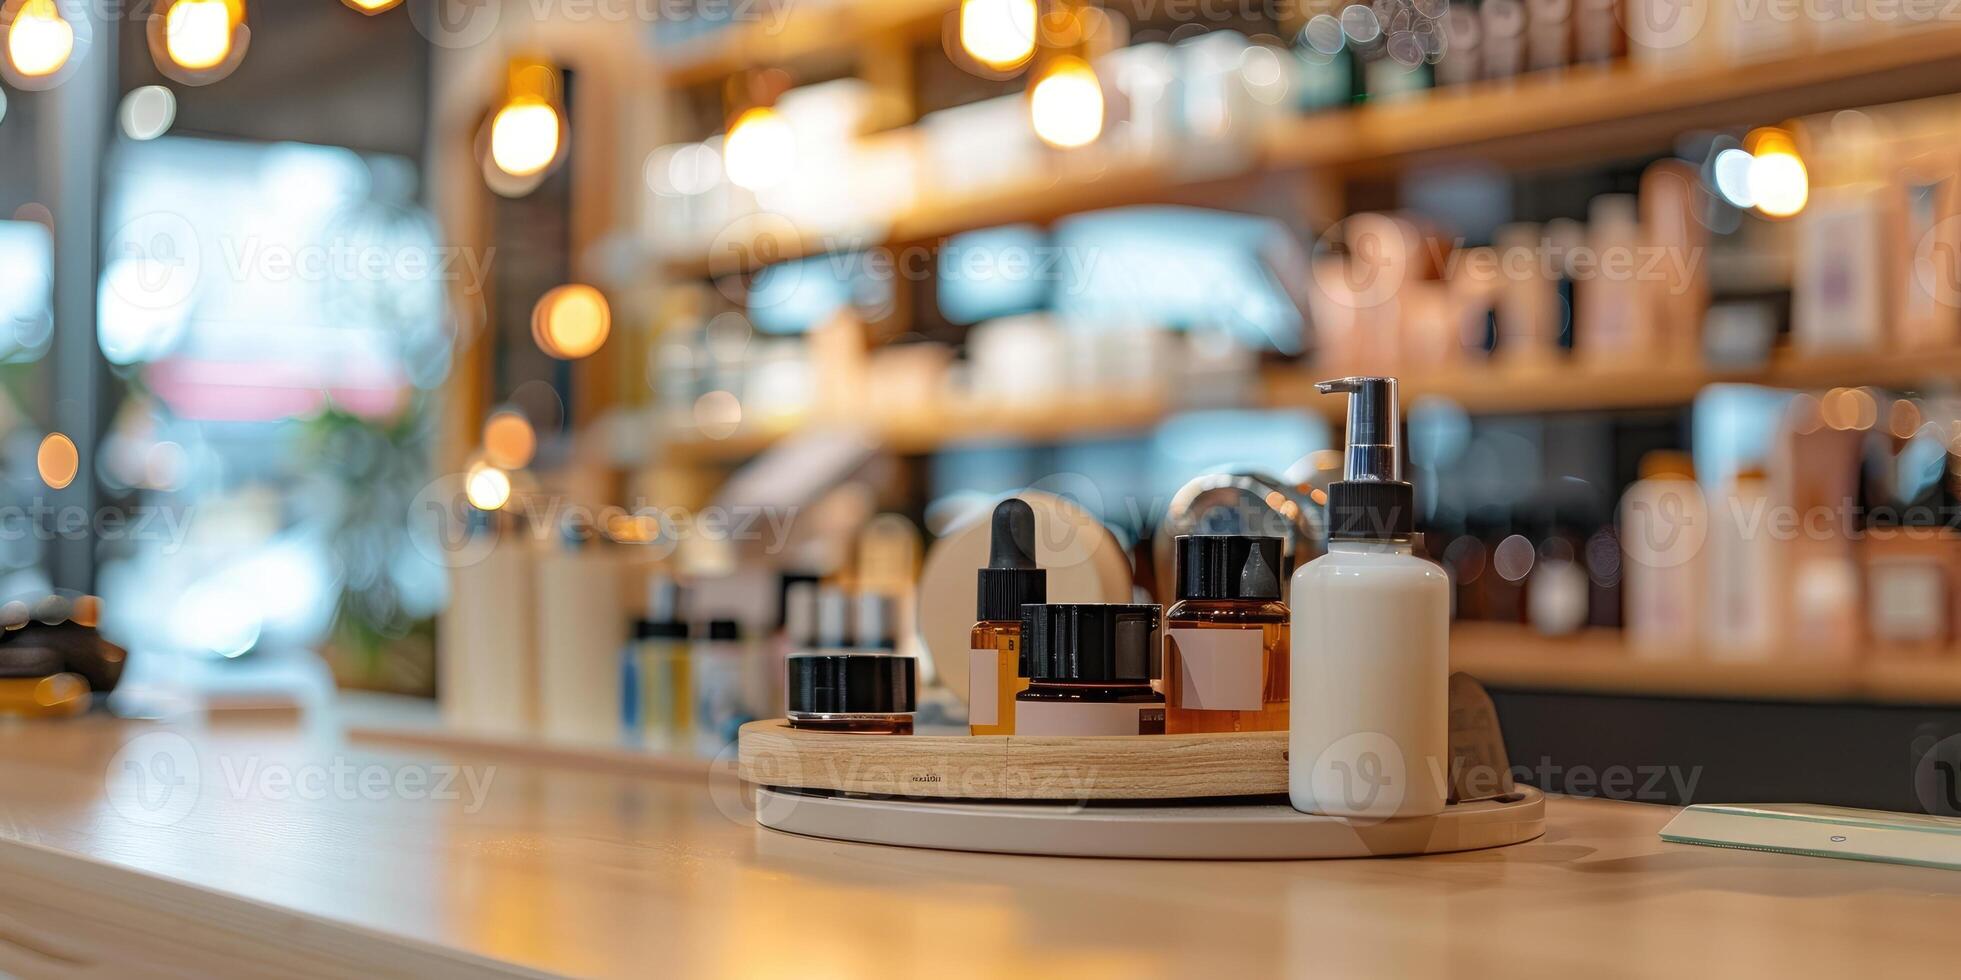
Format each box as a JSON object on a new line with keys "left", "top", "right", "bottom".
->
{"left": 1452, "top": 623, "right": 1961, "bottom": 705}
{"left": 663, "top": 391, "right": 1171, "bottom": 462}
{"left": 662, "top": 28, "right": 1961, "bottom": 279}
{"left": 659, "top": 348, "right": 1961, "bottom": 462}
{"left": 1265, "top": 25, "right": 1961, "bottom": 174}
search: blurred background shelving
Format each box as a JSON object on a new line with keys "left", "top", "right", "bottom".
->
{"left": 659, "top": 348, "right": 1961, "bottom": 460}
{"left": 666, "top": 26, "right": 1961, "bottom": 278}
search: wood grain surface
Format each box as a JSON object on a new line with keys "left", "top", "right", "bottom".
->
{"left": 739, "top": 721, "right": 1289, "bottom": 799}
{"left": 2, "top": 713, "right": 1959, "bottom": 978}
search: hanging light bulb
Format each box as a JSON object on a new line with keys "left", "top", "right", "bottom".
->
{"left": 487, "top": 60, "right": 564, "bottom": 180}
{"left": 147, "top": 0, "right": 244, "bottom": 83}
{"left": 1745, "top": 127, "right": 1808, "bottom": 219}
{"left": 722, "top": 106, "right": 794, "bottom": 191}
{"left": 490, "top": 100, "right": 561, "bottom": 177}
{"left": 1029, "top": 55, "right": 1104, "bottom": 149}
{"left": 5, "top": 0, "right": 75, "bottom": 79}
{"left": 163, "top": 0, "right": 234, "bottom": 71}
{"left": 959, "top": 0, "right": 1037, "bottom": 72}
{"left": 342, "top": 0, "right": 402, "bottom": 12}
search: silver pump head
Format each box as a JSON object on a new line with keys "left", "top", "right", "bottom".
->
{"left": 1315, "top": 376, "right": 1402, "bottom": 483}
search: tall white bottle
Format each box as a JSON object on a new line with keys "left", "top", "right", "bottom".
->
{"left": 1289, "top": 377, "right": 1451, "bottom": 819}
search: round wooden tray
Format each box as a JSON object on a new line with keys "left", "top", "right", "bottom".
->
{"left": 751, "top": 788, "right": 1545, "bottom": 860}
{"left": 739, "top": 720, "right": 1288, "bottom": 800}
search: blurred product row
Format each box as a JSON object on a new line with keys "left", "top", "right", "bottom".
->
{"left": 646, "top": 92, "right": 1961, "bottom": 448}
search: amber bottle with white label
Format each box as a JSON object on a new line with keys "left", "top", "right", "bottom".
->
{"left": 1164, "top": 535, "right": 1289, "bottom": 734}
{"left": 968, "top": 498, "right": 1046, "bottom": 735}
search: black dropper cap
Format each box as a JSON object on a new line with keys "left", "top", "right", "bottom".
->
{"left": 786, "top": 654, "right": 916, "bottom": 714}
{"left": 705, "top": 619, "right": 741, "bottom": 642}
{"left": 1319, "top": 376, "right": 1415, "bottom": 541}
{"left": 976, "top": 498, "right": 1047, "bottom": 621}
{"left": 1175, "top": 535, "right": 1283, "bottom": 601}
{"left": 1020, "top": 604, "right": 1161, "bottom": 684}
{"left": 634, "top": 576, "right": 687, "bottom": 640}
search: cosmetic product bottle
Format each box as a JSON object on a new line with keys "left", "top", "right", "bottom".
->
{"left": 1016, "top": 604, "right": 1166, "bottom": 736}
{"left": 969, "top": 499, "right": 1048, "bottom": 736}
{"left": 692, "top": 619, "right": 751, "bottom": 756}
{"left": 1794, "top": 185, "right": 1889, "bottom": 354}
{"left": 1865, "top": 526, "right": 1956, "bottom": 657}
{"left": 1290, "top": 377, "right": 1450, "bottom": 819}
{"left": 1703, "top": 467, "right": 1780, "bottom": 661}
{"left": 1640, "top": 160, "right": 1711, "bottom": 364}
{"left": 1572, "top": 0, "right": 1622, "bottom": 63}
{"left": 1495, "top": 223, "right": 1561, "bottom": 364}
{"left": 1164, "top": 535, "right": 1290, "bottom": 734}
{"left": 1436, "top": 3, "right": 1482, "bottom": 87}
{"left": 1479, "top": 0, "right": 1527, "bottom": 79}
{"left": 1621, "top": 451, "right": 1706, "bottom": 658}
{"left": 786, "top": 653, "right": 915, "bottom": 734}
{"left": 622, "top": 575, "right": 691, "bottom": 751}
{"left": 1526, "top": 0, "right": 1574, "bottom": 72}
{"left": 1577, "top": 194, "right": 1653, "bottom": 364}
{"left": 854, "top": 592, "right": 898, "bottom": 652}
{"left": 1894, "top": 158, "right": 1960, "bottom": 351}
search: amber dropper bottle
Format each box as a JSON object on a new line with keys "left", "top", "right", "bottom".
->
{"left": 1164, "top": 535, "right": 1291, "bottom": 734}
{"left": 969, "top": 498, "right": 1047, "bottom": 736}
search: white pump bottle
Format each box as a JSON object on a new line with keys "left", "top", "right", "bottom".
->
{"left": 1289, "top": 377, "right": 1450, "bottom": 819}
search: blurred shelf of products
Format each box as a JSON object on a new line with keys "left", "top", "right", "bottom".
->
{"left": 6, "top": 0, "right": 1961, "bottom": 810}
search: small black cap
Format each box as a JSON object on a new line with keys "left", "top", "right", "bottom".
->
{"left": 706, "top": 619, "right": 741, "bottom": 641}
{"left": 786, "top": 654, "right": 916, "bottom": 714}
{"left": 1020, "top": 604, "right": 1161, "bottom": 684}
{"left": 633, "top": 619, "right": 688, "bottom": 640}
{"left": 977, "top": 498, "right": 1047, "bottom": 621}
{"left": 1328, "top": 480, "right": 1416, "bottom": 541}
{"left": 1175, "top": 535, "right": 1283, "bottom": 601}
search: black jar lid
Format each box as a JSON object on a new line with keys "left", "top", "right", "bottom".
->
{"left": 1019, "top": 603, "right": 1161, "bottom": 684}
{"left": 1175, "top": 534, "right": 1283, "bottom": 601}
{"left": 787, "top": 654, "right": 916, "bottom": 715}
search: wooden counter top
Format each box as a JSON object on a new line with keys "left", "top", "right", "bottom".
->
{"left": 1, "top": 714, "right": 1956, "bottom": 978}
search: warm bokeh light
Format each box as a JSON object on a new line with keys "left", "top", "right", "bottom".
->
{"left": 464, "top": 462, "right": 512, "bottom": 511}
{"left": 959, "top": 0, "right": 1037, "bottom": 71}
{"left": 163, "top": 0, "right": 235, "bottom": 71}
{"left": 6, "top": 0, "right": 74, "bottom": 78}
{"left": 1889, "top": 399, "right": 1922, "bottom": 440}
{"left": 482, "top": 410, "right": 537, "bottom": 469}
{"left": 531, "top": 284, "right": 611, "bottom": 359}
{"left": 342, "top": 0, "right": 402, "bottom": 12}
{"left": 1744, "top": 128, "right": 1807, "bottom": 218}
{"left": 489, "top": 99, "right": 561, "bottom": 178}
{"left": 1029, "top": 56, "right": 1104, "bottom": 149}
{"left": 693, "top": 390, "right": 743, "bottom": 439}
{"left": 723, "top": 106, "right": 794, "bottom": 191}
{"left": 1820, "top": 387, "right": 1878, "bottom": 432}
{"left": 37, "top": 432, "right": 78, "bottom": 489}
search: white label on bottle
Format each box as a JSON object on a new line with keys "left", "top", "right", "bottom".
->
{"left": 1016, "top": 700, "right": 1160, "bottom": 736}
{"left": 968, "top": 648, "right": 999, "bottom": 726}
{"left": 1167, "top": 628, "right": 1263, "bottom": 712}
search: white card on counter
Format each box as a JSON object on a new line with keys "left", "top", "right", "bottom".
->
{"left": 1168, "top": 627, "right": 1263, "bottom": 712}
{"left": 968, "top": 648, "right": 998, "bottom": 726}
